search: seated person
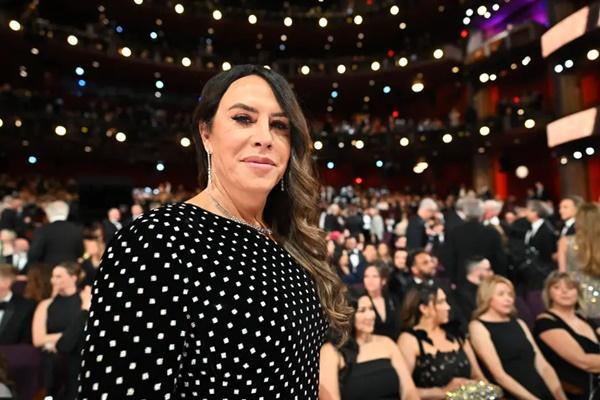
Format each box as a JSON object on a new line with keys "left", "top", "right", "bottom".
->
{"left": 397, "top": 284, "right": 485, "bottom": 399}
{"left": 455, "top": 256, "right": 494, "bottom": 320}
{"left": 469, "top": 276, "right": 566, "bottom": 400}
{"left": 319, "top": 293, "right": 419, "bottom": 400}
{"left": 534, "top": 271, "right": 600, "bottom": 400}
{"left": 363, "top": 264, "right": 401, "bottom": 340}
{"left": 0, "top": 263, "right": 36, "bottom": 344}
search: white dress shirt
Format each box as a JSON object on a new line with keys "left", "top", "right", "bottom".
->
{"left": 525, "top": 219, "right": 545, "bottom": 244}
{"left": 0, "top": 291, "right": 13, "bottom": 324}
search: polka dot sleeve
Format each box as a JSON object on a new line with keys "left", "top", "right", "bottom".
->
{"left": 78, "top": 219, "right": 189, "bottom": 399}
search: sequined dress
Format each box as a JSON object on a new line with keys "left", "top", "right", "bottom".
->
{"left": 566, "top": 236, "right": 600, "bottom": 320}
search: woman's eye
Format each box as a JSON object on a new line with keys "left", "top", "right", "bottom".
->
{"left": 271, "top": 120, "right": 290, "bottom": 131}
{"left": 232, "top": 115, "right": 252, "bottom": 125}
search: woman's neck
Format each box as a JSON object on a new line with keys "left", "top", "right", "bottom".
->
{"left": 482, "top": 308, "right": 510, "bottom": 322}
{"left": 369, "top": 290, "right": 382, "bottom": 299}
{"left": 549, "top": 304, "right": 577, "bottom": 318}
{"left": 202, "top": 182, "right": 267, "bottom": 227}
{"left": 59, "top": 287, "right": 78, "bottom": 297}
{"left": 415, "top": 317, "right": 440, "bottom": 333}
{"left": 355, "top": 331, "right": 373, "bottom": 345}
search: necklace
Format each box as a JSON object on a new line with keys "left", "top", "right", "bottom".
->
{"left": 208, "top": 192, "right": 272, "bottom": 236}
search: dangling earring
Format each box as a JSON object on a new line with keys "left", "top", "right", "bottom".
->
{"left": 207, "top": 152, "right": 212, "bottom": 185}
{"left": 280, "top": 176, "right": 285, "bottom": 192}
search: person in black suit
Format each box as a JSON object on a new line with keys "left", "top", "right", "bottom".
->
{"left": 122, "top": 204, "right": 144, "bottom": 228}
{"left": 0, "top": 197, "right": 27, "bottom": 237}
{"left": 455, "top": 256, "right": 494, "bottom": 321}
{"left": 28, "top": 201, "right": 84, "bottom": 266}
{"left": 441, "top": 198, "right": 507, "bottom": 288}
{"left": 406, "top": 198, "right": 438, "bottom": 251}
{"left": 558, "top": 196, "right": 582, "bottom": 237}
{"left": 0, "top": 264, "right": 36, "bottom": 345}
{"left": 102, "top": 207, "right": 123, "bottom": 244}
{"left": 444, "top": 197, "right": 466, "bottom": 234}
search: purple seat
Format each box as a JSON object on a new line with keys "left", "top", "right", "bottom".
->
{"left": 0, "top": 344, "right": 43, "bottom": 400}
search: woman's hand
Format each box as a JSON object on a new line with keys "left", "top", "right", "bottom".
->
{"left": 80, "top": 285, "right": 92, "bottom": 311}
{"left": 443, "top": 377, "right": 470, "bottom": 393}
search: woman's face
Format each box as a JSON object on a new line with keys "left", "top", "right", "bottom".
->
{"left": 338, "top": 250, "right": 349, "bottom": 267}
{"left": 354, "top": 296, "right": 376, "bottom": 335}
{"left": 201, "top": 75, "right": 292, "bottom": 195}
{"left": 363, "top": 266, "right": 384, "bottom": 294}
{"left": 549, "top": 279, "right": 578, "bottom": 309}
{"left": 433, "top": 288, "right": 451, "bottom": 324}
{"left": 393, "top": 250, "right": 407, "bottom": 270}
{"left": 377, "top": 243, "right": 389, "bottom": 257}
{"left": 50, "top": 266, "right": 78, "bottom": 293}
{"left": 489, "top": 282, "right": 515, "bottom": 316}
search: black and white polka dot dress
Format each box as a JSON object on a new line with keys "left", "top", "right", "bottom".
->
{"left": 78, "top": 202, "right": 329, "bottom": 399}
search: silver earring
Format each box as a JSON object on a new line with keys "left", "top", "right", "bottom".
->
{"left": 207, "top": 152, "right": 212, "bottom": 185}
{"left": 280, "top": 176, "right": 285, "bottom": 192}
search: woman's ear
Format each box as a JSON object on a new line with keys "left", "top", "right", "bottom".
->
{"left": 418, "top": 303, "right": 430, "bottom": 318}
{"left": 199, "top": 122, "right": 212, "bottom": 154}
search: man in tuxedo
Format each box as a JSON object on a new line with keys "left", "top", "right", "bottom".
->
{"left": 406, "top": 198, "right": 438, "bottom": 251}
{"left": 122, "top": 204, "right": 144, "bottom": 228}
{"left": 28, "top": 200, "right": 84, "bottom": 266}
{"left": 0, "top": 197, "right": 27, "bottom": 237}
{"left": 0, "top": 264, "right": 36, "bottom": 344}
{"left": 444, "top": 197, "right": 466, "bottom": 234}
{"left": 102, "top": 207, "right": 123, "bottom": 244}
{"left": 10, "top": 237, "right": 29, "bottom": 274}
{"left": 558, "top": 196, "right": 582, "bottom": 237}
{"left": 455, "top": 256, "right": 494, "bottom": 320}
{"left": 442, "top": 198, "right": 507, "bottom": 288}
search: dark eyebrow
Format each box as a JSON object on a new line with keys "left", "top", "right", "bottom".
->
{"left": 228, "top": 103, "right": 288, "bottom": 118}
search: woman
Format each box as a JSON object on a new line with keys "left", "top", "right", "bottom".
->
{"left": 534, "top": 272, "right": 600, "bottom": 399}
{"left": 319, "top": 293, "right": 419, "bottom": 400}
{"left": 32, "top": 262, "right": 83, "bottom": 399}
{"left": 79, "top": 65, "right": 351, "bottom": 399}
{"left": 388, "top": 248, "right": 411, "bottom": 299}
{"left": 557, "top": 203, "right": 600, "bottom": 320}
{"left": 363, "top": 264, "right": 401, "bottom": 340}
{"left": 377, "top": 242, "right": 393, "bottom": 267}
{"left": 79, "top": 226, "right": 105, "bottom": 288}
{"left": 469, "top": 276, "right": 567, "bottom": 399}
{"left": 397, "top": 285, "right": 484, "bottom": 399}
{"left": 333, "top": 247, "right": 352, "bottom": 282}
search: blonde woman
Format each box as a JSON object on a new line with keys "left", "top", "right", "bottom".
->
{"left": 469, "top": 276, "right": 566, "bottom": 399}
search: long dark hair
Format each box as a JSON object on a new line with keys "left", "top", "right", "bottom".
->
{"left": 192, "top": 65, "right": 351, "bottom": 339}
{"left": 400, "top": 284, "right": 440, "bottom": 329}
{"left": 338, "top": 292, "right": 368, "bottom": 384}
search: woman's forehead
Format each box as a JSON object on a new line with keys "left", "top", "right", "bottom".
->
{"left": 219, "top": 75, "right": 285, "bottom": 115}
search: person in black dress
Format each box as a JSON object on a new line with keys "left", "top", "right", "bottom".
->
{"left": 78, "top": 65, "right": 351, "bottom": 399}
{"left": 398, "top": 284, "right": 485, "bottom": 399}
{"left": 470, "top": 275, "right": 567, "bottom": 399}
{"left": 31, "top": 261, "right": 84, "bottom": 399}
{"left": 534, "top": 272, "right": 600, "bottom": 399}
{"left": 319, "top": 293, "right": 418, "bottom": 400}
{"left": 363, "top": 263, "right": 401, "bottom": 340}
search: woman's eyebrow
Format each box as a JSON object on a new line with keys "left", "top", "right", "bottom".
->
{"left": 228, "top": 103, "right": 288, "bottom": 118}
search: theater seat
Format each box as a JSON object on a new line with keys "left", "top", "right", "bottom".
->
{"left": 0, "top": 345, "right": 43, "bottom": 400}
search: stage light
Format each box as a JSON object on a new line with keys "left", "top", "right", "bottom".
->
{"left": 177, "top": 137, "right": 191, "bottom": 148}
{"left": 478, "top": 147, "right": 486, "bottom": 154}
{"left": 363, "top": 96, "right": 370, "bottom": 103}
{"left": 521, "top": 56, "right": 531, "bottom": 66}
{"left": 479, "top": 73, "right": 489, "bottom": 83}
{"left": 67, "top": 35, "right": 79, "bottom": 46}
{"left": 477, "top": 6, "right": 487, "bottom": 15}
{"left": 492, "top": 3, "right": 500, "bottom": 11}
{"left": 15, "top": 119, "right": 22, "bottom": 127}
{"left": 411, "top": 81, "right": 424, "bottom": 93}
{"left": 355, "top": 177, "right": 363, "bottom": 184}
{"left": 156, "top": 162, "right": 165, "bottom": 171}
{"left": 181, "top": 57, "right": 191, "bottom": 67}
{"left": 573, "top": 151, "right": 582, "bottom": 159}
{"left": 133, "top": 0, "right": 143, "bottom": 4}
{"left": 28, "top": 156, "right": 37, "bottom": 164}
{"left": 484, "top": 12, "right": 491, "bottom": 18}
{"left": 560, "top": 157, "right": 568, "bottom": 165}
{"left": 280, "top": 34, "right": 287, "bottom": 42}
{"left": 515, "top": 166, "right": 529, "bottom": 179}
{"left": 338, "top": 142, "right": 344, "bottom": 148}
{"left": 222, "top": 62, "right": 231, "bottom": 71}
{"left": 78, "top": 79, "right": 86, "bottom": 87}
{"left": 460, "top": 29, "right": 469, "bottom": 38}
{"left": 119, "top": 47, "right": 132, "bottom": 57}
{"left": 587, "top": 49, "right": 599, "bottom": 61}
{"left": 355, "top": 140, "right": 365, "bottom": 149}
{"left": 115, "top": 25, "right": 124, "bottom": 33}
{"left": 337, "top": 64, "right": 346, "bottom": 74}
{"left": 116, "top": 132, "right": 127, "bottom": 142}
{"left": 390, "top": 5, "right": 399, "bottom": 15}
{"left": 463, "top": 17, "right": 471, "bottom": 25}
{"left": 300, "top": 65, "right": 310, "bottom": 75}
{"left": 554, "top": 64, "right": 563, "bottom": 73}
{"left": 75, "top": 67, "right": 84, "bottom": 76}
{"left": 150, "top": 31, "right": 158, "bottom": 39}
{"left": 383, "top": 86, "right": 391, "bottom": 94}
{"left": 399, "top": 137, "right": 409, "bottom": 147}
{"left": 479, "top": 126, "right": 490, "bottom": 136}
{"left": 376, "top": 160, "right": 384, "bottom": 168}
{"left": 174, "top": 3, "right": 184, "bottom": 14}
{"left": 564, "top": 59, "right": 573, "bottom": 68}
{"left": 31, "top": 48, "right": 39, "bottom": 55}
{"left": 399, "top": 22, "right": 406, "bottom": 29}
{"left": 319, "top": 17, "right": 328, "bottom": 28}
{"left": 9, "top": 20, "right": 22, "bottom": 31}
{"left": 0, "top": 118, "right": 3, "bottom": 128}
{"left": 330, "top": 90, "right": 338, "bottom": 98}
{"left": 524, "top": 119, "right": 535, "bottom": 129}
{"left": 154, "top": 91, "right": 161, "bottom": 98}
{"left": 284, "top": 17, "right": 293, "bottom": 27}
{"left": 327, "top": 162, "right": 335, "bottom": 169}
{"left": 371, "top": 61, "right": 381, "bottom": 71}
{"left": 398, "top": 57, "right": 408, "bottom": 67}
{"left": 213, "top": 10, "right": 222, "bottom": 20}
{"left": 442, "top": 134, "right": 453, "bottom": 143}
{"left": 510, "top": 63, "right": 518, "bottom": 70}
{"left": 314, "top": 141, "right": 323, "bottom": 150}
{"left": 84, "top": 146, "right": 92, "bottom": 152}
{"left": 433, "top": 49, "right": 444, "bottom": 59}
{"left": 354, "top": 15, "right": 363, "bottom": 25}
{"left": 586, "top": 147, "right": 595, "bottom": 156}
{"left": 248, "top": 14, "right": 257, "bottom": 24}
{"left": 55, "top": 126, "right": 67, "bottom": 136}
{"left": 155, "top": 80, "right": 164, "bottom": 89}
{"left": 452, "top": 66, "right": 460, "bottom": 73}
{"left": 466, "top": 8, "right": 473, "bottom": 16}
{"left": 489, "top": 74, "right": 497, "bottom": 81}
{"left": 326, "top": 106, "right": 333, "bottom": 112}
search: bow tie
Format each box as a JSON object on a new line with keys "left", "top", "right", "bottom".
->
{"left": 0, "top": 301, "right": 8, "bottom": 310}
